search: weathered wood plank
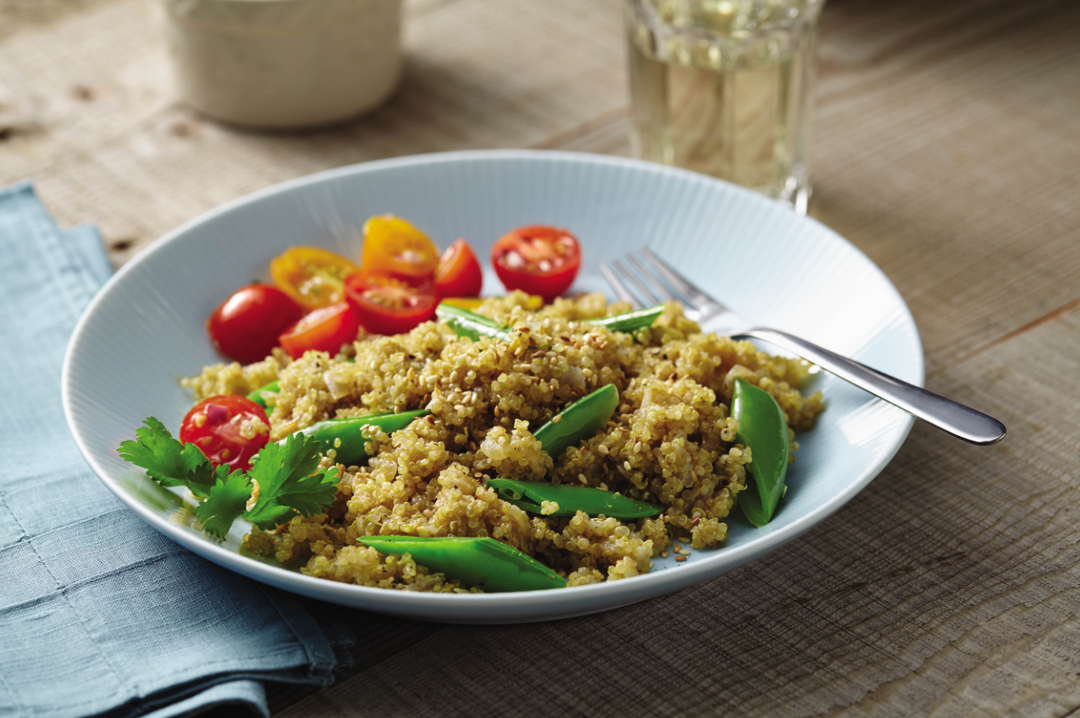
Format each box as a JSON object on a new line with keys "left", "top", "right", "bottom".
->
{"left": 808, "top": 0, "right": 1080, "bottom": 372}
{"left": 3, "top": 0, "right": 1079, "bottom": 715}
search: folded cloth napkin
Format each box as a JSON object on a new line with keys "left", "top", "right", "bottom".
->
{"left": 0, "top": 183, "right": 353, "bottom": 718}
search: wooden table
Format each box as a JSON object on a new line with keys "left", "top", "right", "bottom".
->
{"left": 5, "top": 0, "right": 1080, "bottom": 715}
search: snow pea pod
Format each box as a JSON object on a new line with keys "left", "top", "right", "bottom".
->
{"left": 534, "top": 384, "right": 619, "bottom": 459}
{"left": 357, "top": 536, "right": 566, "bottom": 592}
{"left": 281, "top": 409, "right": 429, "bottom": 466}
{"left": 732, "top": 378, "right": 789, "bottom": 527}
{"left": 247, "top": 381, "right": 279, "bottom": 412}
{"left": 587, "top": 305, "right": 664, "bottom": 333}
{"left": 487, "top": 478, "right": 663, "bottom": 519}
{"left": 434, "top": 303, "right": 510, "bottom": 341}
{"left": 436, "top": 303, "right": 665, "bottom": 343}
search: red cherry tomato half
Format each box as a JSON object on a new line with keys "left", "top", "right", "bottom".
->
{"left": 491, "top": 225, "right": 581, "bottom": 302}
{"left": 343, "top": 271, "right": 439, "bottom": 335}
{"left": 180, "top": 395, "right": 270, "bottom": 472}
{"left": 207, "top": 284, "right": 303, "bottom": 365}
{"left": 278, "top": 302, "right": 361, "bottom": 359}
{"left": 434, "top": 239, "right": 483, "bottom": 298}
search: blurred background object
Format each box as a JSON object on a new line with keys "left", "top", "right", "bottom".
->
{"left": 625, "top": 0, "right": 824, "bottom": 212}
{"left": 150, "top": 0, "right": 403, "bottom": 128}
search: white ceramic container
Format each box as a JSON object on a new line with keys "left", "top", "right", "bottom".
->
{"left": 152, "top": 0, "right": 403, "bottom": 128}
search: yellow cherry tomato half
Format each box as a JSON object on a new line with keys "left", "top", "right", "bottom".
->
{"left": 361, "top": 214, "right": 440, "bottom": 283}
{"left": 270, "top": 246, "right": 360, "bottom": 312}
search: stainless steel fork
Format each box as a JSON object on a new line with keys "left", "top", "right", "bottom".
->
{"left": 601, "top": 247, "right": 1006, "bottom": 445}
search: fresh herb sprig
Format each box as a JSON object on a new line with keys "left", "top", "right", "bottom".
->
{"left": 118, "top": 418, "right": 339, "bottom": 540}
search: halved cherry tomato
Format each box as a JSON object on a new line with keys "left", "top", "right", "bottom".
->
{"left": 361, "top": 215, "right": 440, "bottom": 283}
{"left": 278, "top": 302, "right": 361, "bottom": 359}
{"left": 180, "top": 395, "right": 270, "bottom": 472}
{"left": 491, "top": 225, "right": 581, "bottom": 303}
{"left": 208, "top": 284, "right": 303, "bottom": 364}
{"left": 434, "top": 239, "right": 483, "bottom": 298}
{"left": 343, "top": 271, "right": 438, "bottom": 335}
{"left": 270, "top": 246, "right": 360, "bottom": 312}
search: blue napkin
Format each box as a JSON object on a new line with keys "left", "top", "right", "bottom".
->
{"left": 0, "top": 183, "right": 353, "bottom": 718}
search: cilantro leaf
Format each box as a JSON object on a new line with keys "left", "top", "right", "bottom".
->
{"left": 242, "top": 433, "right": 339, "bottom": 530}
{"left": 119, "top": 417, "right": 340, "bottom": 540}
{"left": 195, "top": 465, "right": 252, "bottom": 539}
{"left": 117, "top": 417, "right": 216, "bottom": 497}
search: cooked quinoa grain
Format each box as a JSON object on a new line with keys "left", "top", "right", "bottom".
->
{"left": 187, "top": 292, "right": 823, "bottom": 591}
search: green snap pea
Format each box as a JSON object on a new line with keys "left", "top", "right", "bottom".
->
{"left": 282, "top": 409, "right": 429, "bottom": 466}
{"left": 436, "top": 303, "right": 665, "bottom": 343}
{"left": 587, "top": 305, "right": 664, "bottom": 333}
{"left": 247, "top": 381, "right": 279, "bottom": 413}
{"left": 357, "top": 536, "right": 566, "bottom": 592}
{"left": 434, "top": 303, "right": 511, "bottom": 341}
{"left": 534, "top": 384, "right": 619, "bottom": 459}
{"left": 487, "top": 478, "right": 663, "bottom": 519}
{"left": 732, "top": 377, "right": 789, "bottom": 527}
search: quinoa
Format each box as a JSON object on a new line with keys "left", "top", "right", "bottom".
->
{"left": 188, "top": 291, "right": 824, "bottom": 591}
{"left": 182, "top": 350, "right": 291, "bottom": 402}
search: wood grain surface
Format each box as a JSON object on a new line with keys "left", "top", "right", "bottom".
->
{"left": 3, "top": 0, "right": 1079, "bottom": 715}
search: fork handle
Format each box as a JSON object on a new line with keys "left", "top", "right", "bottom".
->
{"left": 745, "top": 328, "right": 1006, "bottom": 445}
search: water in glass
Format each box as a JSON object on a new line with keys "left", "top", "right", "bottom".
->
{"left": 625, "top": 0, "right": 824, "bottom": 212}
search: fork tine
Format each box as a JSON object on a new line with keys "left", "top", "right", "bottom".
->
{"left": 638, "top": 247, "right": 714, "bottom": 311}
{"left": 625, "top": 254, "right": 682, "bottom": 305}
{"left": 612, "top": 258, "right": 663, "bottom": 306}
{"left": 599, "top": 263, "right": 641, "bottom": 308}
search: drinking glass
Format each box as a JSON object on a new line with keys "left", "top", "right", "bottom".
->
{"left": 625, "top": 0, "right": 825, "bottom": 213}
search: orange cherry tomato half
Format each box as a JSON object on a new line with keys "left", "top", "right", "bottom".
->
{"left": 361, "top": 215, "right": 440, "bottom": 283}
{"left": 208, "top": 284, "right": 304, "bottom": 365}
{"left": 491, "top": 225, "right": 582, "bottom": 303}
{"left": 278, "top": 302, "right": 361, "bottom": 359}
{"left": 270, "top": 246, "right": 360, "bottom": 312}
{"left": 343, "top": 271, "right": 439, "bottom": 336}
{"left": 180, "top": 395, "right": 270, "bottom": 472}
{"left": 434, "top": 239, "right": 483, "bottom": 298}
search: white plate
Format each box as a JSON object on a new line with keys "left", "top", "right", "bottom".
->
{"left": 62, "top": 150, "right": 921, "bottom": 623}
